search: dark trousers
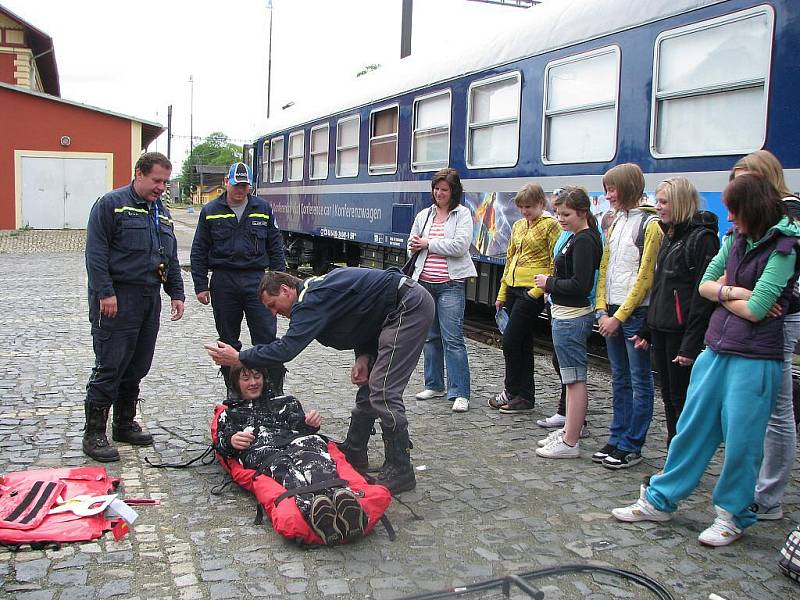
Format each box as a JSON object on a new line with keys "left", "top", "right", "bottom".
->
{"left": 651, "top": 329, "right": 691, "bottom": 447}
{"left": 502, "top": 288, "right": 544, "bottom": 403}
{"left": 210, "top": 270, "right": 276, "bottom": 350}
{"left": 85, "top": 286, "right": 161, "bottom": 409}
{"left": 352, "top": 281, "right": 434, "bottom": 433}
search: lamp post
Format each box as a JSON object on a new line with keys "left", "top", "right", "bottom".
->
{"left": 266, "top": 1, "right": 273, "bottom": 120}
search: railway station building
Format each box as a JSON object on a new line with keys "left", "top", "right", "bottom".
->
{"left": 0, "top": 5, "right": 163, "bottom": 230}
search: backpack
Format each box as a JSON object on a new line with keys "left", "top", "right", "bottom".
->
{"left": 609, "top": 206, "right": 659, "bottom": 265}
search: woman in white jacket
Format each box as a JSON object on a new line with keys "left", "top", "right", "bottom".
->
{"left": 407, "top": 168, "right": 477, "bottom": 412}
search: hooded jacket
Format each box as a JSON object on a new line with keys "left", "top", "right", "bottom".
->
{"left": 645, "top": 211, "right": 720, "bottom": 359}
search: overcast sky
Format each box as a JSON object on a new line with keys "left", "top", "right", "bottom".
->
{"left": 4, "top": 0, "right": 543, "bottom": 170}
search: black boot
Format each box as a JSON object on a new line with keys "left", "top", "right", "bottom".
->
{"left": 376, "top": 428, "right": 416, "bottom": 494}
{"left": 265, "top": 365, "right": 287, "bottom": 396}
{"left": 336, "top": 414, "right": 375, "bottom": 473}
{"left": 220, "top": 366, "right": 237, "bottom": 401}
{"left": 83, "top": 404, "right": 120, "bottom": 462}
{"left": 112, "top": 398, "right": 153, "bottom": 445}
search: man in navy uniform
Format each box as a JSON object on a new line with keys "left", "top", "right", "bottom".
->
{"left": 206, "top": 268, "right": 434, "bottom": 494}
{"left": 191, "top": 162, "right": 286, "bottom": 392}
{"left": 84, "top": 152, "right": 185, "bottom": 462}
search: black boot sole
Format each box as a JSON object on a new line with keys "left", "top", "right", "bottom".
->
{"left": 112, "top": 434, "right": 154, "bottom": 446}
{"left": 82, "top": 444, "right": 120, "bottom": 462}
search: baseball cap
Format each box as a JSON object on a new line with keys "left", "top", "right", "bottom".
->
{"left": 228, "top": 162, "right": 252, "bottom": 186}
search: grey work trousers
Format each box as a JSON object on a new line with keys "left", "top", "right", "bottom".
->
{"left": 352, "top": 281, "right": 434, "bottom": 433}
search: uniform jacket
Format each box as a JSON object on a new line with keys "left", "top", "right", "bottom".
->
{"left": 407, "top": 204, "right": 477, "bottom": 281}
{"left": 191, "top": 193, "right": 286, "bottom": 293}
{"left": 497, "top": 214, "right": 560, "bottom": 302}
{"left": 215, "top": 392, "right": 320, "bottom": 472}
{"left": 85, "top": 183, "right": 184, "bottom": 300}
{"left": 645, "top": 211, "right": 719, "bottom": 359}
{"left": 239, "top": 267, "right": 405, "bottom": 367}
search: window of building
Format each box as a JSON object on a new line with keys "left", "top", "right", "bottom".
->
{"left": 466, "top": 72, "right": 521, "bottom": 168}
{"left": 543, "top": 46, "right": 619, "bottom": 163}
{"left": 287, "top": 131, "right": 305, "bottom": 181}
{"left": 261, "top": 140, "right": 270, "bottom": 182}
{"left": 651, "top": 6, "right": 773, "bottom": 157}
{"left": 369, "top": 105, "right": 399, "bottom": 175}
{"left": 412, "top": 91, "right": 451, "bottom": 172}
{"left": 269, "top": 136, "right": 284, "bottom": 183}
{"left": 336, "top": 116, "right": 360, "bottom": 178}
{"left": 309, "top": 124, "right": 329, "bottom": 180}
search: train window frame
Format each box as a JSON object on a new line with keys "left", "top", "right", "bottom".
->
{"left": 287, "top": 130, "right": 305, "bottom": 182}
{"left": 541, "top": 45, "right": 620, "bottom": 165}
{"left": 649, "top": 5, "right": 774, "bottom": 159}
{"left": 309, "top": 124, "right": 330, "bottom": 180}
{"left": 269, "top": 136, "right": 284, "bottom": 183}
{"left": 466, "top": 71, "right": 522, "bottom": 170}
{"left": 411, "top": 89, "right": 452, "bottom": 173}
{"left": 335, "top": 115, "right": 360, "bottom": 178}
{"left": 261, "top": 140, "right": 270, "bottom": 183}
{"left": 368, "top": 103, "right": 400, "bottom": 176}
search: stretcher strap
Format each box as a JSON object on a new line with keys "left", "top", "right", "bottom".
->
{"left": 273, "top": 478, "right": 349, "bottom": 506}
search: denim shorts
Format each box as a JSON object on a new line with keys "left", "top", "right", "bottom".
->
{"left": 551, "top": 312, "right": 594, "bottom": 384}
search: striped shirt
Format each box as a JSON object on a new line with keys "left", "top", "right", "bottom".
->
{"left": 420, "top": 222, "right": 450, "bottom": 283}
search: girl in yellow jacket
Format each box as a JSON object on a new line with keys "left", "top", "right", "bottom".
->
{"left": 490, "top": 183, "right": 561, "bottom": 413}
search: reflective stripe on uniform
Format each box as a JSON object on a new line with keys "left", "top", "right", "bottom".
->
{"left": 114, "top": 206, "right": 147, "bottom": 214}
{"left": 158, "top": 215, "right": 173, "bottom": 224}
{"left": 206, "top": 213, "right": 236, "bottom": 220}
{"left": 298, "top": 275, "right": 326, "bottom": 303}
{"left": 249, "top": 213, "right": 270, "bottom": 219}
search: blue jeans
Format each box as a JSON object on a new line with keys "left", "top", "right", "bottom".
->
{"left": 604, "top": 306, "right": 654, "bottom": 454}
{"left": 420, "top": 280, "right": 471, "bottom": 400}
{"left": 754, "top": 311, "right": 800, "bottom": 510}
{"left": 551, "top": 312, "right": 594, "bottom": 384}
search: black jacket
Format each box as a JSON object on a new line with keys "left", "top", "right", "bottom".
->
{"left": 545, "top": 228, "right": 602, "bottom": 307}
{"left": 190, "top": 193, "right": 286, "bottom": 293}
{"left": 85, "top": 183, "right": 184, "bottom": 300}
{"left": 239, "top": 267, "right": 404, "bottom": 367}
{"left": 645, "top": 211, "right": 719, "bottom": 359}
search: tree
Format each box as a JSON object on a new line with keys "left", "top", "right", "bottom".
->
{"left": 179, "top": 132, "right": 242, "bottom": 198}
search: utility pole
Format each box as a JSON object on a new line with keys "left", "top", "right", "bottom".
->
{"left": 266, "top": 1, "right": 274, "bottom": 119}
{"left": 188, "top": 75, "right": 194, "bottom": 161}
{"left": 166, "top": 104, "right": 172, "bottom": 160}
{"left": 400, "top": 0, "right": 412, "bottom": 59}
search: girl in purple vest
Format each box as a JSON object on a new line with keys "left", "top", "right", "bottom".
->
{"left": 612, "top": 174, "right": 800, "bottom": 547}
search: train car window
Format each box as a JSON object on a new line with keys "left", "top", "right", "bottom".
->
{"left": 269, "top": 136, "right": 284, "bottom": 183}
{"left": 467, "top": 72, "right": 521, "bottom": 169}
{"left": 261, "top": 140, "right": 270, "bottom": 183}
{"left": 369, "top": 105, "right": 399, "bottom": 175}
{"left": 336, "top": 115, "right": 360, "bottom": 178}
{"left": 542, "top": 46, "right": 619, "bottom": 164}
{"left": 412, "top": 91, "right": 451, "bottom": 172}
{"left": 288, "top": 131, "right": 305, "bottom": 181}
{"left": 310, "top": 124, "right": 330, "bottom": 180}
{"left": 651, "top": 5, "right": 773, "bottom": 157}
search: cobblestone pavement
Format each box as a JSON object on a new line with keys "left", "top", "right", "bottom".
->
{"left": 1, "top": 225, "right": 798, "bottom": 600}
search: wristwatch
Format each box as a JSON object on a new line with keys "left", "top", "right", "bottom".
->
{"left": 595, "top": 310, "right": 607, "bottom": 320}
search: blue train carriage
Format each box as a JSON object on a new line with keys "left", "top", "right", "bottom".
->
{"left": 251, "top": 0, "right": 800, "bottom": 306}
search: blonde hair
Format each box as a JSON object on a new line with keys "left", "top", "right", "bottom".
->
{"left": 514, "top": 183, "right": 546, "bottom": 207}
{"left": 602, "top": 163, "right": 645, "bottom": 210}
{"left": 732, "top": 150, "right": 793, "bottom": 198}
{"left": 656, "top": 177, "right": 700, "bottom": 226}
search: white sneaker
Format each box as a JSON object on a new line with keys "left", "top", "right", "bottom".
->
{"left": 451, "top": 397, "right": 469, "bottom": 413}
{"left": 537, "top": 429, "right": 563, "bottom": 447}
{"left": 536, "top": 439, "right": 580, "bottom": 458}
{"left": 612, "top": 485, "right": 672, "bottom": 523}
{"left": 415, "top": 389, "right": 446, "bottom": 400}
{"left": 698, "top": 507, "right": 743, "bottom": 547}
{"left": 536, "top": 413, "right": 566, "bottom": 428}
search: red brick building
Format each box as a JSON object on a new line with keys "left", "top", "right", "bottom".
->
{"left": 0, "top": 5, "right": 163, "bottom": 229}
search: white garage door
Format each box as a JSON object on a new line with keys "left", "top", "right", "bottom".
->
{"left": 21, "top": 156, "right": 109, "bottom": 229}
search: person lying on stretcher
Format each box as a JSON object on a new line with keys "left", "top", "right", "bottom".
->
{"left": 215, "top": 364, "right": 367, "bottom": 544}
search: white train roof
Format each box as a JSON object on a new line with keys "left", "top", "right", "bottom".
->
{"left": 258, "top": 0, "right": 727, "bottom": 138}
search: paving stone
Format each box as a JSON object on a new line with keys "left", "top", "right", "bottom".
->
{"left": 15, "top": 559, "right": 51, "bottom": 582}
{"left": 57, "top": 586, "right": 95, "bottom": 600}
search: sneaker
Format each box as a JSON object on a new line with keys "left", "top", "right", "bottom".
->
{"left": 536, "top": 439, "right": 580, "bottom": 458}
{"left": 749, "top": 502, "right": 783, "bottom": 521}
{"left": 310, "top": 496, "right": 343, "bottom": 545}
{"left": 591, "top": 443, "right": 616, "bottom": 464}
{"left": 451, "top": 397, "right": 469, "bottom": 413}
{"left": 602, "top": 448, "right": 643, "bottom": 470}
{"left": 537, "top": 429, "right": 563, "bottom": 447}
{"left": 498, "top": 396, "right": 534, "bottom": 414}
{"left": 612, "top": 485, "right": 672, "bottom": 523}
{"left": 333, "top": 488, "right": 367, "bottom": 541}
{"left": 536, "top": 413, "right": 566, "bottom": 428}
{"left": 415, "top": 389, "right": 446, "bottom": 401}
{"left": 488, "top": 390, "right": 510, "bottom": 410}
{"left": 698, "top": 507, "right": 743, "bottom": 547}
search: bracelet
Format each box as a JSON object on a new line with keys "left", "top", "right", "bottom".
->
{"left": 717, "top": 285, "right": 728, "bottom": 303}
